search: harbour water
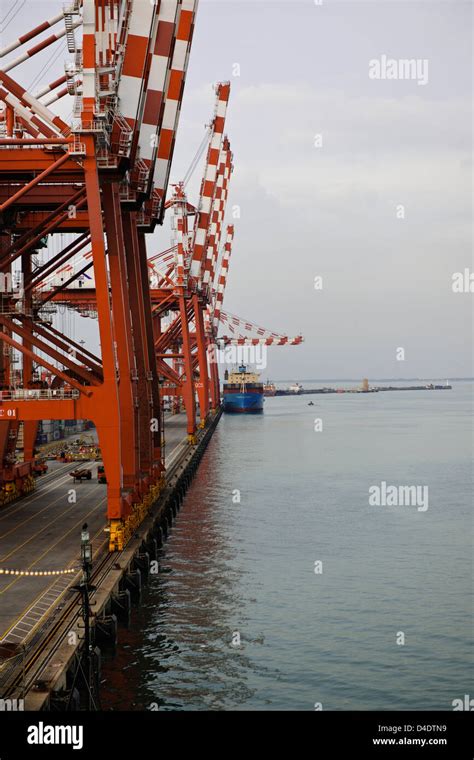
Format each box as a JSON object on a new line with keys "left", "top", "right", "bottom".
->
{"left": 101, "top": 381, "right": 473, "bottom": 710}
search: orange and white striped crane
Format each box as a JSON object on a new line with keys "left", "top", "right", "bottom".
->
{"left": 0, "top": 0, "right": 301, "bottom": 553}
{"left": 0, "top": 0, "right": 200, "bottom": 550}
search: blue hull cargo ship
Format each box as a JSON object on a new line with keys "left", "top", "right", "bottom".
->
{"left": 223, "top": 365, "right": 264, "bottom": 413}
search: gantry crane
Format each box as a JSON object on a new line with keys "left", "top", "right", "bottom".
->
{"left": 0, "top": 0, "right": 198, "bottom": 550}
{"left": 0, "top": 1, "right": 302, "bottom": 552}
{"left": 38, "top": 80, "right": 303, "bottom": 450}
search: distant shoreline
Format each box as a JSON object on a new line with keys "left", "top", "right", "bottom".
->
{"left": 272, "top": 377, "right": 473, "bottom": 383}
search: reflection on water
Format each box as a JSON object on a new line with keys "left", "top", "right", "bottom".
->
{"left": 101, "top": 383, "right": 473, "bottom": 710}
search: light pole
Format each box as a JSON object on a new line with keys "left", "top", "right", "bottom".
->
{"left": 81, "top": 523, "right": 93, "bottom": 710}
{"left": 81, "top": 523, "right": 92, "bottom": 582}
{"left": 70, "top": 522, "right": 97, "bottom": 710}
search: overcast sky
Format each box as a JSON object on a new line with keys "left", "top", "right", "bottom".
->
{"left": 1, "top": 0, "right": 472, "bottom": 379}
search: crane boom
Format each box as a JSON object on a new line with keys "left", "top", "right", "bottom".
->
{"left": 189, "top": 81, "right": 230, "bottom": 288}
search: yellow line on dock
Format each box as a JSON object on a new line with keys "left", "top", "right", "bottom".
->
{"left": 0, "top": 465, "right": 73, "bottom": 523}
{"left": 0, "top": 484, "right": 103, "bottom": 561}
{"left": 0, "top": 475, "right": 75, "bottom": 537}
{"left": 0, "top": 510, "right": 107, "bottom": 642}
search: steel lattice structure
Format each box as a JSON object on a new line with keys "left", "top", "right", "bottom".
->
{"left": 0, "top": 0, "right": 302, "bottom": 552}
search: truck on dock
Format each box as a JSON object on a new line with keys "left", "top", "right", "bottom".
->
{"left": 32, "top": 458, "right": 48, "bottom": 476}
{"left": 69, "top": 468, "right": 92, "bottom": 483}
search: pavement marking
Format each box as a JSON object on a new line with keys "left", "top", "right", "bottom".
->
{"left": 0, "top": 484, "right": 103, "bottom": 562}
{"left": 0, "top": 414, "right": 189, "bottom": 644}
{"left": 0, "top": 482, "right": 78, "bottom": 543}
{"left": 0, "top": 500, "right": 105, "bottom": 595}
{"left": 0, "top": 467, "right": 74, "bottom": 524}
{"left": 0, "top": 507, "right": 106, "bottom": 643}
{"left": 0, "top": 469, "right": 74, "bottom": 522}
{"left": 0, "top": 578, "right": 73, "bottom": 646}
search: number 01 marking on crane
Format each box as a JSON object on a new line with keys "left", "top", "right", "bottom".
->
{"left": 0, "top": 408, "right": 17, "bottom": 419}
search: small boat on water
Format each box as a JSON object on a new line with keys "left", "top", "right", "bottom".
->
{"left": 288, "top": 382, "right": 303, "bottom": 394}
{"left": 263, "top": 380, "right": 276, "bottom": 397}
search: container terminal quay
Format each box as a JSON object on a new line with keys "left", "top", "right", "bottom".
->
{"left": 0, "top": 0, "right": 304, "bottom": 708}
{"left": 0, "top": 411, "right": 220, "bottom": 709}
